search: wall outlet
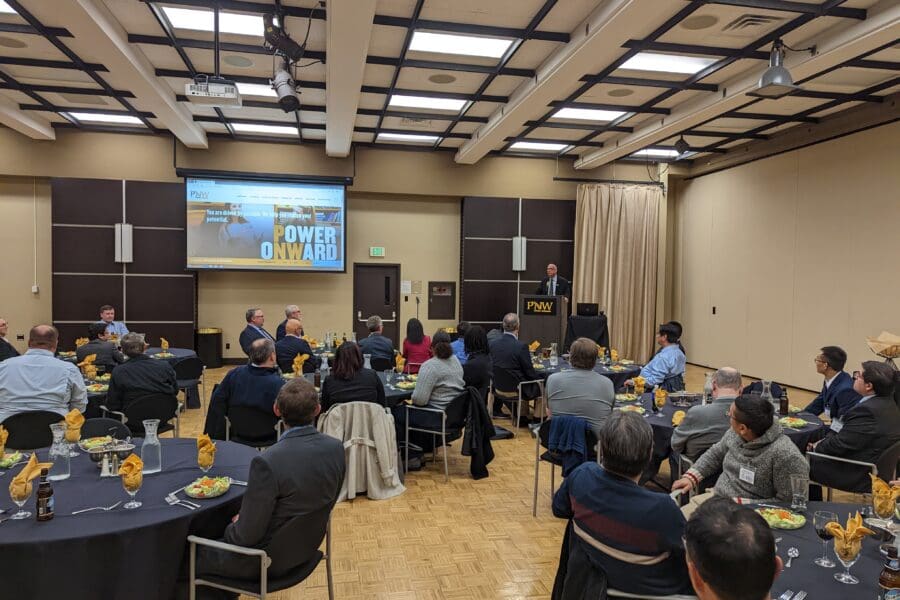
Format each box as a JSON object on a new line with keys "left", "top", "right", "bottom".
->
{"left": 31, "top": 285, "right": 39, "bottom": 294}
{"left": 16, "top": 334, "right": 24, "bottom": 341}
{"left": 225, "top": 342, "right": 231, "bottom": 350}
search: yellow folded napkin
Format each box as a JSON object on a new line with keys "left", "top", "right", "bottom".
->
{"left": 118, "top": 454, "right": 143, "bottom": 490}
{"left": 0, "top": 425, "right": 7, "bottom": 456}
{"left": 197, "top": 434, "right": 216, "bottom": 470}
{"left": 610, "top": 349, "right": 619, "bottom": 362}
{"left": 597, "top": 346, "right": 606, "bottom": 357}
{"left": 528, "top": 340, "right": 540, "bottom": 352}
{"left": 160, "top": 337, "right": 170, "bottom": 351}
{"left": 78, "top": 353, "right": 97, "bottom": 368}
{"left": 870, "top": 473, "right": 900, "bottom": 517}
{"left": 75, "top": 337, "right": 89, "bottom": 348}
{"left": 672, "top": 410, "right": 686, "bottom": 427}
{"left": 825, "top": 512, "right": 875, "bottom": 562}
{"left": 9, "top": 454, "right": 52, "bottom": 500}
{"left": 64, "top": 409, "right": 84, "bottom": 443}
{"left": 395, "top": 355, "right": 406, "bottom": 371}
{"left": 292, "top": 353, "right": 309, "bottom": 375}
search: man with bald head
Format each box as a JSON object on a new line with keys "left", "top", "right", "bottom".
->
{"left": 535, "top": 263, "right": 570, "bottom": 297}
{"left": 275, "top": 318, "right": 320, "bottom": 374}
{"left": 0, "top": 324, "right": 86, "bottom": 423}
{"left": 671, "top": 367, "right": 743, "bottom": 461}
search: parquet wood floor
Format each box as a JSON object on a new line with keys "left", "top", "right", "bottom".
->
{"left": 176, "top": 364, "right": 844, "bottom": 599}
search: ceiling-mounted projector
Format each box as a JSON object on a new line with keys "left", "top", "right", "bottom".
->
{"left": 185, "top": 75, "right": 242, "bottom": 108}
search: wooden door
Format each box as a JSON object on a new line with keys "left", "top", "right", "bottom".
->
{"left": 352, "top": 264, "right": 400, "bottom": 347}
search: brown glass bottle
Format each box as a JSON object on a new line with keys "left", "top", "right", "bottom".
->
{"left": 880, "top": 546, "right": 900, "bottom": 600}
{"left": 36, "top": 468, "right": 54, "bottom": 521}
{"left": 314, "top": 369, "right": 321, "bottom": 388}
{"left": 779, "top": 391, "right": 789, "bottom": 416}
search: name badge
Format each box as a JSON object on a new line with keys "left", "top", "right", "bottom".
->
{"left": 739, "top": 467, "right": 755, "bottom": 485}
{"left": 824, "top": 408, "right": 831, "bottom": 420}
{"left": 830, "top": 418, "right": 843, "bottom": 433}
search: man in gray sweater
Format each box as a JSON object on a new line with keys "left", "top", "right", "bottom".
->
{"left": 546, "top": 337, "right": 614, "bottom": 437}
{"left": 672, "top": 394, "right": 808, "bottom": 515}
{"left": 671, "top": 367, "right": 742, "bottom": 461}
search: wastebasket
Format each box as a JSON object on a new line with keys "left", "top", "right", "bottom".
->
{"left": 195, "top": 327, "right": 223, "bottom": 368}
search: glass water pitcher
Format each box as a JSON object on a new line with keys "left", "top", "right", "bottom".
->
{"left": 140, "top": 419, "right": 162, "bottom": 474}
{"left": 48, "top": 423, "right": 71, "bottom": 481}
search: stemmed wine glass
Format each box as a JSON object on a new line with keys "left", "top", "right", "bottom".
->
{"left": 833, "top": 538, "right": 862, "bottom": 584}
{"left": 9, "top": 483, "right": 33, "bottom": 520}
{"left": 122, "top": 474, "right": 142, "bottom": 509}
{"left": 813, "top": 511, "right": 837, "bottom": 568}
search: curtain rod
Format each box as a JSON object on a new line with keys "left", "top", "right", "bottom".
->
{"left": 553, "top": 176, "right": 665, "bottom": 188}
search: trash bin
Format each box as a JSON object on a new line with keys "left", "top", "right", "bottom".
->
{"left": 195, "top": 327, "right": 223, "bottom": 369}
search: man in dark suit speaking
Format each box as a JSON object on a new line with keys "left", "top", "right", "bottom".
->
{"left": 535, "top": 263, "right": 570, "bottom": 297}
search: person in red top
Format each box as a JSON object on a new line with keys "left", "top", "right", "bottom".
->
{"left": 401, "top": 318, "right": 431, "bottom": 374}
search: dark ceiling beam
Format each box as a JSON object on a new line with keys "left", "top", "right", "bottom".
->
{"left": 0, "top": 22, "right": 72, "bottom": 37}
{"left": 364, "top": 85, "right": 508, "bottom": 103}
{"left": 721, "top": 110, "right": 819, "bottom": 123}
{"left": 0, "top": 81, "right": 134, "bottom": 97}
{"left": 366, "top": 56, "right": 534, "bottom": 78}
{"left": 373, "top": 0, "right": 425, "bottom": 135}
{"left": 504, "top": 136, "right": 604, "bottom": 148}
{"left": 359, "top": 126, "right": 468, "bottom": 139}
{"left": 523, "top": 120, "right": 634, "bottom": 133}
{"left": 845, "top": 59, "right": 900, "bottom": 71}
{"left": 621, "top": 39, "right": 770, "bottom": 61}
{"left": 192, "top": 114, "right": 470, "bottom": 139}
{"left": 228, "top": 98, "right": 490, "bottom": 123}
{"left": 694, "top": 0, "right": 866, "bottom": 19}
{"left": 550, "top": 100, "right": 670, "bottom": 115}
{"left": 579, "top": 74, "right": 718, "bottom": 92}
{"left": 682, "top": 129, "right": 769, "bottom": 140}
{"left": 0, "top": 57, "right": 107, "bottom": 71}
{"left": 0, "top": 69, "right": 79, "bottom": 127}
{"left": 161, "top": 68, "right": 326, "bottom": 90}
{"left": 20, "top": 104, "right": 156, "bottom": 118}
{"left": 791, "top": 89, "right": 884, "bottom": 103}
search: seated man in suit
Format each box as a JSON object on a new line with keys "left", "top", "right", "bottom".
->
{"left": 357, "top": 315, "right": 394, "bottom": 363}
{"left": 809, "top": 361, "right": 900, "bottom": 493}
{"left": 189, "top": 378, "right": 345, "bottom": 599}
{"left": 98, "top": 304, "right": 129, "bottom": 337}
{"left": 205, "top": 339, "right": 285, "bottom": 439}
{"left": 672, "top": 367, "right": 742, "bottom": 462}
{"left": 275, "top": 319, "right": 320, "bottom": 374}
{"left": 535, "top": 263, "right": 570, "bottom": 297}
{"left": 802, "top": 345, "right": 860, "bottom": 424}
{"left": 0, "top": 317, "right": 19, "bottom": 362}
{"left": 489, "top": 313, "right": 541, "bottom": 422}
{"left": 0, "top": 325, "right": 86, "bottom": 423}
{"left": 76, "top": 321, "right": 127, "bottom": 373}
{"left": 275, "top": 304, "right": 304, "bottom": 341}
{"left": 626, "top": 322, "right": 686, "bottom": 392}
{"left": 239, "top": 307, "right": 275, "bottom": 356}
{"left": 105, "top": 333, "right": 178, "bottom": 412}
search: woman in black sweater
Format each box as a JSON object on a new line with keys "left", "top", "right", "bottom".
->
{"left": 320, "top": 341, "right": 385, "bottom": 412}
{"left": 462, "top": 325, "right": 492, "bottom": 404}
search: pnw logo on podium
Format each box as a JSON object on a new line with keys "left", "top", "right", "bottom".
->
{"left": 524, "top": 297, "right": 558, "bottom": 316}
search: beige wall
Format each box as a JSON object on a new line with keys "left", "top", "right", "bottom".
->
{"left": 199, "top": 193, "right": 461, "bottom": 358}
{"left": 672, "top": 121, "right": 900, "bottom": 390}
{"left": 0, "top": 176, "right": 53, "bottom": 353}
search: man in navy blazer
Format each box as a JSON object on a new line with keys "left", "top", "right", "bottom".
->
{"left": 489, "top": 313, "right": 542, "bottom": 419}
{"left": 802, "top": 346, "right": 860, "bottom": 421}
{"left": 358, "top": 315, "right": 394, "bottom": 363}
{"left": 239, "top": 307, "right": 275, "bottom": 356}
{"left": 275, "top": 319, "right": 320, "bottom": 374}
{"left": 535, "top": 263, "right": 571, "bottom": 297}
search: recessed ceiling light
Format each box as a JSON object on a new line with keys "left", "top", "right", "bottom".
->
{"left": 223, "top": 55, "right": 254, "bottom": 69}
{"left": 510, "top": 141, "right": 570, "bottom": 152}
{"left": 607, "top": 88, "right": 634, "bottom": 98}
{"left": 409, "top": 31, "right": 513, "bottom": 59}
{"left": 388, "top": 94, "right": 466, "bottom": 112}
{"left": 67, "top": 112, "right": 144, "bottom": 125}
{"left": 632, "top": 148, "right": 680, "bottom": 158}
{"left": 0, "top": 36, "right": 26, "bottom": 49}
{"left": 377, "top": 132, "right": 440, "bottom": 144}
{"left": 232, "top": 122, "right": 298, "bottom": 136}
{"left": 552, "top": 107, "right": 626, "bottom": 122}
{"left": 0, "top": 1, "right": 15, "bottom": 14}
{"left": 235, "top": 82, "right": 275, "bottom": 98}
{"left": 161, "top": 7, "right": 263, "bottom": 37}
{"left": 428, "top": 73, "right": 457, "bottom": 85}
{"left": 620, "top": 52, "right": 717, "bottom": 75}
{"left": 681, "top": 15, "right": 719, "bottom": 31}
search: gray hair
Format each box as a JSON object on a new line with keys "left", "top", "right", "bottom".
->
{"left": 245, "top": 307, "right": 260, "bottom": 323}
{"left": 502, "top": 313, "right": 519, "bottom": 332}
{"left": 249, "top": 338, "right": 275, "bottom": 365}
{"left": 599, "top": 411, "right": 653, "bottom": 478}
{"left": 284, "top": 304, "right": 299, "bottom": 318}
{"left": 366, "top": 315, "right": 382, "bottom": 332}
{"left": 715, "top": 367, "right": 743, "bottom": 390}
{"left": 120, "top": 332, "right": 146, "bottom": 357}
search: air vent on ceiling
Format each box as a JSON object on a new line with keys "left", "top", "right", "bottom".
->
{"left": 400, "top": 117, "right": 434, "bottom": 127}
{"left": 723, "top": 14, "right": 784, "bottom": 31}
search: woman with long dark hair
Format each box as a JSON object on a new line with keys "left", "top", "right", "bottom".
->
{"left": 401, "top": 318, "right": 431, "bottom": 374}
{"left": 320, "top": 341, "right": 385, "bottom": 412}
{"left": 462, "top": 325, "right": 492, "bottom": 402}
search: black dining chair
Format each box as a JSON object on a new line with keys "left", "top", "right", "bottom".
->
{"left": 189, "top": 507, "right": 335, "bottom": 600}
{"left": 2, "top": 411, "right": 63, "bottom": 450}
{"left": 173, "top": 356, "right": 206, "bottom": 413}
{"left": 101, "top": 393, "right": 180, "bottom": 437}
{"left": 81, "top": 417, "right": 131, "bottom": 440}
{"left": 491, "top": 365, "right": 544, "bottom": 437}
{"left": 225, "top": 405, "right": 280, "bottom": 449}
{"left": 370, "top": 356, "right": 393, "bottom": 372}
{"left": 404, "top": 388, "right": 472, "bottom": 481}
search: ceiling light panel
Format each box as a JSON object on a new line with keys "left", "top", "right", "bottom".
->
{"left": 235, "top": 82, "right": 276, "bottom": 98}
{"left": 510, "top": 141, "right": 570, "bottom": 152}
{"left": 68, "top": 112, "right": 144, "bottom": 125}
{"left": 632, "top": 148, "right": 680, "bottom": 158}
{"left": 388, "top": 94, "right": 466, "bottom": 112}
{"left": 409, "top": 31, "right": 514, "bottom": 59}
{"left": 377, "top": 132, "right": 440, "bottom": 143}
{"left": 552, "top": 107, "right": 627, "bottom": 122}
{"left": 0, "top": 1, "right": 16, "bottom": 14}
{"left": 161, "top": 7, "right": 264, "bottom": 37}
{"left": 232, "top": 123, "right": 298, "bottom": 136}
{"left": 620, "top": 52, "right": 718, "bottom": 75}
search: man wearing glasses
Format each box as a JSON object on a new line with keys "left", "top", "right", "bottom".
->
{"left": 801, "top": 346, "right": 859, "bottom": 426}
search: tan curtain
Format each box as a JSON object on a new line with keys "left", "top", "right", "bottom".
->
{"left": 573, "top": 183, "right": 662, "bottom": 362}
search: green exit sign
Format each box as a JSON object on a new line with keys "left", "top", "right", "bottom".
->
{"left": 369, "top": 246, "right": 385, "bottom": 258}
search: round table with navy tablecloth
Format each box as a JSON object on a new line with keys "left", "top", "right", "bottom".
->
{"left": 533, "top": 357, "right": 641, "bottom": 391}
{"left": 0, "top": 438, "right": 256, "bottom": 600}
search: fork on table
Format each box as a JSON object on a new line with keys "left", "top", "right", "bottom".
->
{"left": 165, "top": 496, "right": 199, "bottom": 510}
{"left": 71, "top": 501, "right": 122, "bottom": 515}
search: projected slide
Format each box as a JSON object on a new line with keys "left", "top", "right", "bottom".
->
{"left": 186, "top": 177, "right": 346, "bottom": 271}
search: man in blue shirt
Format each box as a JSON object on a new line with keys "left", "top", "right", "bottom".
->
{"left": 627, "top": 322, "right": 686, "bottom": 391}
{"left": 0, "top": 325, "right": 86, "bottom": 423}
{"left": 99, "top": 304, "right": 129, "bottom": 337}
{"left": 450, "top": 321, "right": 469, "bottom": 365}
{"left": 358, "top": 315, "right": 394, "bottom": 363}
{"left": 553, "top": 411, "right": 693, "bottom": 597}
{"left": 802, "top": 345, "right": 859, "bottom": 422}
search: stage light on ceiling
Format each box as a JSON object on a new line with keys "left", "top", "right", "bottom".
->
{"left": 674, "top": 136, "right": 691, "bottom": 155}
{"left": 748, "top": 39, "right": 804, "bottom": 99}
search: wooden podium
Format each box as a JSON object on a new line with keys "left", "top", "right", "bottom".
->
{"left": 519, "top": 295, "right": 569, "bottom": 350}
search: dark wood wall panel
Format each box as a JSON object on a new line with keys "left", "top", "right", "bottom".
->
{"left": 51, "top": 178, "right": 122, "bottom": 225}
{"left": 524, "top": 240, "right": 575, "bottom": 282}
{"left": 463, "top": 240, "right": 512, "bottom": 280}
{"left": 126, "top": 181, "right": 186, "bottom": 228}
{"left": 522, "top": 199, "right": 576, "bottom": 240}
{"left": 126, "top": 276, "right": 194, "bottom": 322}
{"left": 52, "top": 275, "right": 123, "bottom": 322}
{"left": 130, "top": 229, "right": 187, "bottom": 274}
{"left": 461, "top": 282, "right": 518, "bottom": 323}
{"left": 52, "top": 227, "right": 119, "bottom": 273}
{"left": 55, "top": 324, "right": 92, "bottom": 352}
{"left": 127, "top": 323, "right": 195, "bottom": 350}
{"left": 462, "top": 197, "right": 518, "bottom": 237}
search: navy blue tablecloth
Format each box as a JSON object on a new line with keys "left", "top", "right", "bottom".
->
{"left": 534, "top": 358, "right": 641, "bottom": 391}
{"left": 0, "top": 438, "right": 256, "bottom": 600}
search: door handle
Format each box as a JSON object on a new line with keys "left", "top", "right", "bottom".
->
{"left": 382, "top": 310, "right": 397, "bottom": 324}
{"left": 357, "top": 310, "right": 367, "bottom": 323}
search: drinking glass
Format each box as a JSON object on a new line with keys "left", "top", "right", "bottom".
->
{"left": 122, "top": 475, "right": 142, "bottom": 509}
{"left": 813, "top": 511, "right": 837, "bottom": 568}
{"left": 9, "top": 482, "right": 33, "bottom": 520}
{"left": 833, "top": 540, "right": 861, "bottom": 584}
{"left": 64, "top": 426, "right": 81, "bottom": 457}
{"left": 383, "top": 370, "right": 393, "bottom": 385}
{"left": 790, "top": 474, "right": 808, "bottom": 512}
{"left": 199, "top": 453, "right": 214, "bottom": 474}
